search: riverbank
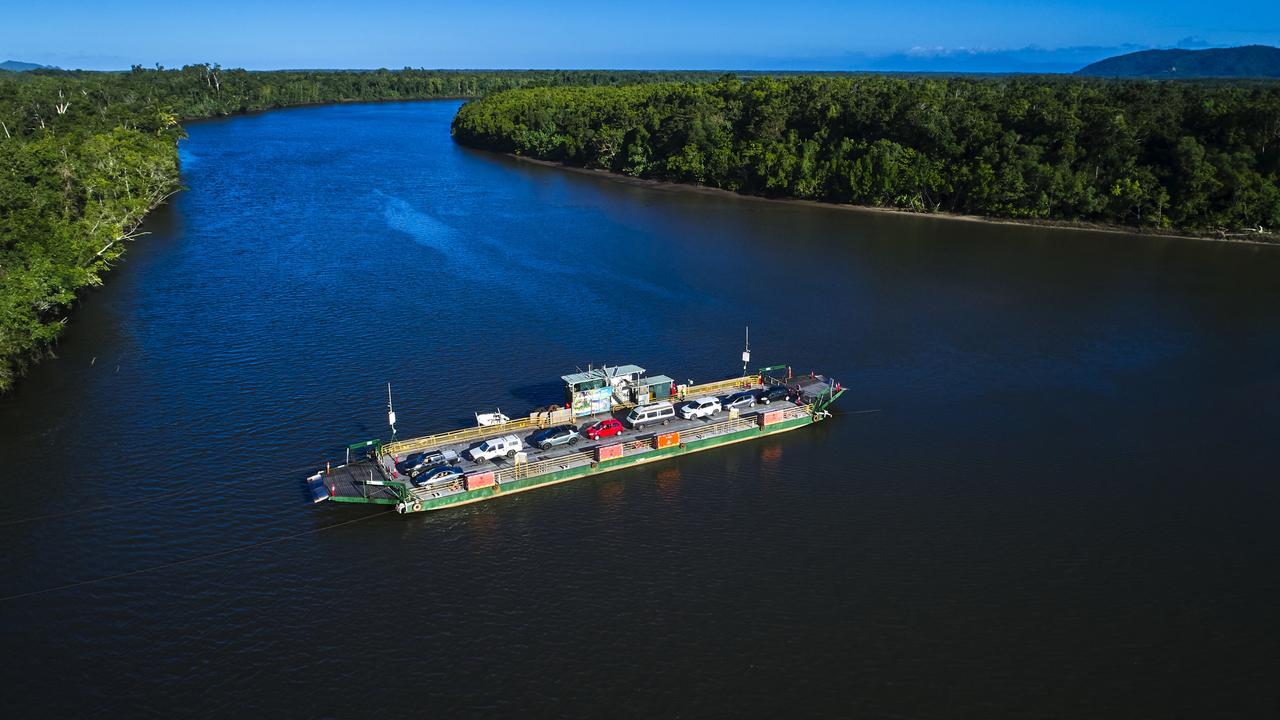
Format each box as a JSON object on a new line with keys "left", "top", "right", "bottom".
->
{"left": 450, "top": 80, "right": 1280, "bottom": 241}
{"left": 8, "top": 97, "right": 1280, "bottom": 719}
{"left": 0, "top": 69, "right": 707, "bottom": 393}
{"left": 499, "top": 154, "right": 1280, "bottom": 247}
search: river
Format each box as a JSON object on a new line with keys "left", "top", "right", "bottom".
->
{"left": 2, "top": 100, "right": 1278, "bottom": 717}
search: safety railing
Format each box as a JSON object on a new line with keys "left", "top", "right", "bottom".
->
{"left": 680, "top": 415, "right": 759, "bottom": 441}
{"left": 622, "top": 439, "right": 652, "bottom": 453}
{"left": 382, "top": 373, "right": 803, "bottom": 461}
{"left": 491, "top": 404, "right": 813, "bottom": 485}
{"left": 402, "top": 401, "right": 816, "bottom": 501}
{"left": 408, "top": 478, "right": 466, "bottom": 500}
{"left": 496, "top": 448, "right": 595, "bottom": 483}
{"left": 383, "top": 416, "right": 539, "bottom": 458}
{"left": 677, "top": 374, "right": 761, "bottom": 400}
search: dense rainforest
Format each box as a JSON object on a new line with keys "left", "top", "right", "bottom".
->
{"left": 452, "top": 76, "right": 1280, "bottom": 235}
{"left": 0, "top": 67, "right": 713, "bottom": 391}
{"left": 5, "top": 68, "right": 1280, "bottom": 393}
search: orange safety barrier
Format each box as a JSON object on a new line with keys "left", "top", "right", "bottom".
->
{"left": 465, "top": 471, "right": 496, "bottom": 490}
{"left": 759, "top": 410, "right": 786, "bottom": 427}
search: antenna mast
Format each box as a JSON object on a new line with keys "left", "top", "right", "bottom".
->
{"left": 387, "top": 382, "right": 397, "bottom": 441}
{"left": 742, "top": 326, "right": 751, "bottom": 377}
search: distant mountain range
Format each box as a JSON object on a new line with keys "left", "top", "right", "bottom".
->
{"left": 0, "top": 60, "right": 55, "bottom": 72}
{"left": 1077, "top": 45, "right": 1280, "bottom": 78}
{"left": 5, "top": 48, "right": 1280, "bottom": 78}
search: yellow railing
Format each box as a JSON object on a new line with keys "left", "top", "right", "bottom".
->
{"left": 382, "top": 375, "right": 764, "bottom": 459}
{"left": 408, "top": 478, "right": 465, "bottom": 500}
{"left": 383, "top": 416, "right": 539, "bottom": 458}
{"left": 403, "top": 402, "right": 814, "bottom": 495}
{"left": 678, "top": 374, "right": 761, "bottom": 400}
{"left": 497, "top": 448, "right": 595, "bottom": 483}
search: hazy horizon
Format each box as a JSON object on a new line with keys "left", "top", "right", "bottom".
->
{"left": 5, "top": 0, "right": 1278, "bottom": 74}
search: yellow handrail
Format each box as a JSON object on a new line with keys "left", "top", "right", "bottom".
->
{"left": 383, "top": 416, "right": 538, "bottom": 457}
{"left": 496, "top": 448, "right": 595, "bottom": 482}
{"left": 678, "top": 374, "right": 761, "bottom": 400}
{"left": 382, "top": 375, "right": 766, "bottom": 459}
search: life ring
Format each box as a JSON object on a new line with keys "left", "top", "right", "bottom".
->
{"left": 412, "top": 501, "right": 423, "bottom": 512}
{"left": 590, "top": 461, "right": 598, "bottom": 468}
{"left": 679, "top": 442, "right": 686, "bottom": 449}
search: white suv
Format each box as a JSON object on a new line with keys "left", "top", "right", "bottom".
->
{"left": 680, "top": 396, "right": 722, "bottom": 420}
{"left": 467, "top": 434, "right": 523, "bottom": 463}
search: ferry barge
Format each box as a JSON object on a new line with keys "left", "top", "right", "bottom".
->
{"left": 306, "top": 363, "right": 844, "bottom": 515}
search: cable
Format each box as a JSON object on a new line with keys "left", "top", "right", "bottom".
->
{"left": 0, "top": 511, "right": 384, "bottom": 603}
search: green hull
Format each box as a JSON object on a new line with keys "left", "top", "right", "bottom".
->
{"left": 401, "top": 412, "right": 815, "bottom": 513}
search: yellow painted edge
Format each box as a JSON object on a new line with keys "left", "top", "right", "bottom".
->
{"left": 415, "top": 416, "right": 814, "bottom": 513}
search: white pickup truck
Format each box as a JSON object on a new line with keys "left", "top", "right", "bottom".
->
{"left": 467, "top": 434, "right": 523, "bottom": 463}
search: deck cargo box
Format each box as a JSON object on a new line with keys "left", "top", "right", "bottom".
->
{"left": 642, "top": 375, "right": 676, "bottom": 400}
{"left": 596, "top": 443, "right": 624, "bottom": 462}
{"left": 655, "top": 431, "right": 680, "bottom": 449}
{"left": 465, "top": 471, "right": 496, "bottom": 490}
{"left": 760, "top": 410, "right": 786, "bottom": 427}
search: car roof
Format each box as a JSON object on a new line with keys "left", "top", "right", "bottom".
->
{"left": 635, "top": 401, "right": 672, "bottom": 411}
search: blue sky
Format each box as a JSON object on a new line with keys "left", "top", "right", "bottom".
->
{"left": 5, "top": 0, "right": 1278, "bottom": 72}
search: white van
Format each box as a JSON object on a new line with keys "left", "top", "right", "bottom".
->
{"left": 625, "top": 401, "right": 676, "bottom": 430}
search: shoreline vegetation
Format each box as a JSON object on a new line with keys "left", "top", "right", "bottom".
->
{"left": 451, "top": 77, "right": 1280, "bottom": 240}
{"left": 497, "top": 154, "right": 1280, "bottom": 246}
{"left": 3, "top": 70, "right": 1279, "bottom": 392}
{"left": 0, "top": 67, "right": 712, "bottom": 392}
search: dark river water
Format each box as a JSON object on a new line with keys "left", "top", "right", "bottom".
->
{"left": 3, "top": 100, "right": 1279, "bottom": 717}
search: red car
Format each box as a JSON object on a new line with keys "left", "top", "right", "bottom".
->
{"left": 584, "top": 418, "right": 624, "bottom": 440}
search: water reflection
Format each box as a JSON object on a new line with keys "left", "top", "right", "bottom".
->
{"left": 655, "top": 467, "right": 683, "bottom": 501}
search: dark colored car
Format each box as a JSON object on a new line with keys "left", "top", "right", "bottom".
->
{"left": 398, "top": 448, "right": 460, "bottom": 478}
{"left": 756, "top": 385, "right": 790, "bottom": 404}
{"left": 530, "top": 424, "right": 581, "bottom": 450}
{"left": 722, "top": 391, "right": 757, "bottom": 410}
{"left": 394, "top": 451, "right": 427, "bottom": 477}
{"left": 414, "top": 465, "right": 464, "bottom": 487}
{"left": 584, "top": 418, "right": 625, "bottom": 440}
